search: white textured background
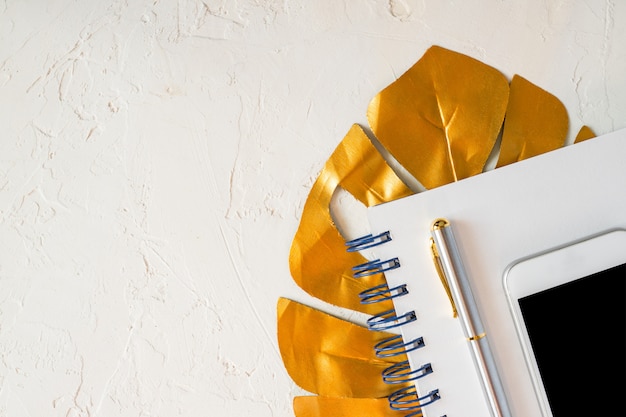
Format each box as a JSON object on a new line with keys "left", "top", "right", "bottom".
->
{"left": 1, "top": 1, "right": 625, "bottom": 416}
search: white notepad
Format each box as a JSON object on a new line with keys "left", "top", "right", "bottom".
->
{"left": 362, "top": 127, "right": 626, "bottom": 416}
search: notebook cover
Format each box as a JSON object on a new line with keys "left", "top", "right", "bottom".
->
{"left": 366, "top": 127, "right": 626, "bottom": 416}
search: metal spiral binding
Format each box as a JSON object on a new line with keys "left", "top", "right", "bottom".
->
{"left": 388, "top": 386, "right": 441, "bottom": 415}
{"left": 352, "top": 258, "right": 400, "bottom": 278}
{"left": 366, "top": 308, "right": 417, "bottom": 331}
{"left": 348, "top": 230, "right": 442, "bottom": 416}
{"left": 382, "top": 360, "right": 433, "bottom": 384}
{"left": 345, "top": 231, "right": 392, "bottom": 252}
{"left": 374, "top": 334, "right": 425, "bottom": 358}
{"left": 359, "top": 282, "right": 408, "bottom": 304}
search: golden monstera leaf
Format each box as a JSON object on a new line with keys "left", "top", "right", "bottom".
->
{"left": 279, "top": 45, "right": 594, "bottom": 417}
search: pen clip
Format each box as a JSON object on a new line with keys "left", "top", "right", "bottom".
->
{"left": 430, "top": 237, "right": 458, "bottom": 318}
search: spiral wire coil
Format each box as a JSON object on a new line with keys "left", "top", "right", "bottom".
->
{"left": 347, "top": 231, "right": 442, "bottom": 416}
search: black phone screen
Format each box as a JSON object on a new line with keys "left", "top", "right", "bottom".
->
{"left": 519, "top": 262, "right": 626, "bottom": 416}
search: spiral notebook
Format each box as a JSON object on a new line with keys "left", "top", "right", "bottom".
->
{"left": 346, "top": 127, "right": 626, "bottom": 416}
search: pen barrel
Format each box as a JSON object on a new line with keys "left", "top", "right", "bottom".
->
{"left": 469, "top": 334, "right": 509, "bottom": 417}
{"left": 431, "top": 221, "right": 511, "bottom": 417}
{"left": 432, "top": 225, "right": 485, "bottom": 340}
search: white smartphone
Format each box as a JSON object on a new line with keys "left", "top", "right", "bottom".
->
{"left": 503, "top": 229, "right": 626, "bottom": 417}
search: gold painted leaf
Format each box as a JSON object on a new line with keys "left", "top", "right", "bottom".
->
{"left": 294, "top": 396, "right": 405, "bottom": 417}
{"left": 367, "top": 45, "right": 510, "bottom": 189}
{"left": 496, "top": 75, "right": 568, "bottom": 167}
{"left": 574, "top": 125, "right": 596, "bottom": 143}
{"left": 277, "top": 298, "right": 408, "bottom": 398}
{"left": 288, "top": 124, "right": 413, "bottom": 314}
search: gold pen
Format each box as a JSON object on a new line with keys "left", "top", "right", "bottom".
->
{"left": 430, "top": 218, "right": 511, "bottom": 417}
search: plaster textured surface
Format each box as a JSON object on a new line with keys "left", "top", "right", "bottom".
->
{"left": 0, "top": 1, "right": 625, "bottom": 416}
